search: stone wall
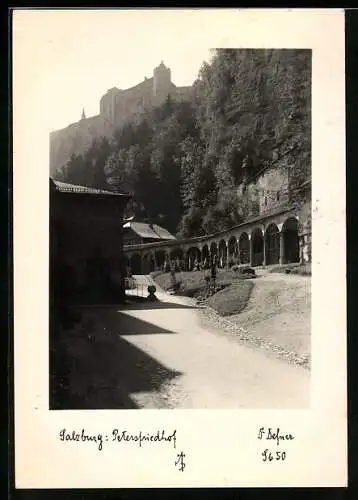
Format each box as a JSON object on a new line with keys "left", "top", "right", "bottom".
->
{"left": 175, "top": 86, "right": 193, "bottom": 102}
{"left": 296, "top": 197, "right": 311, "bottom": 263}
{"left": 238, "top": 163, "right": 290, "bottom": 219}
{"left": 255, "top": 165, "right": 290, "bottom": 214}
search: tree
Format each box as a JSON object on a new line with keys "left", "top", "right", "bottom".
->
{"left": 92, "top": 137, "right": 111, "bottom": 190}
{"left": 104, "top": 149, "right": 130, "bottom": 192}
{"left": 61, "top": 49, "right": 310, "bottom": 238}
{"left": 62, "top": 153, "right": 87, "bottom": 186}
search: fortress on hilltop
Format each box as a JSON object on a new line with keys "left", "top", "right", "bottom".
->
{"left": 50, "top": 62, "right": 193, "bottom": 175}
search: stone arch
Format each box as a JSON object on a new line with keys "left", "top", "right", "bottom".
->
{"left": 202, "top": 245, "right": 210, "bottom": 269}
{"left": 210, "top": 241, "right": 218, "bottom": 257}
{"left": 142, "top": 253, "right": 155, "bottom": 274}
{"left": 238, "top": 232, "right": 250, "bottom": 265}
{"left": 228, "top": 236, "right": 238, "bottom": 266}
{"left": 282, "top": 217, "right": 300, "bottom": 264}
{"left": 169, "top": 247, "right": 183, "bottom": 259}
{"left": 124, "top": 255, "right": 132, "bottom": 278}
{"left": 154, "top": 249, "right": 166, "bottom": 271}
{"left": 169, "top": 248, "right": 184, "bottom": 271}
{"left": 150, "top": 253, "right": 156, "bottom": 272}
{"left": 218, "top": 239, "right": 227, "bottom": 268}
{"left": 130, "top": 253, "right": 142, "bottom": 275}
{"left": 251, "top": 228, "right": 264, "bottom": 267}
{"left": 265, "top": 223, "right": 280, "bottom": 265}
{"left": 186, "top": 247, "right": 201, "bottom": 271}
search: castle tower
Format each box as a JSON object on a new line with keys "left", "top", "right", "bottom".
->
{"left": 153, "top": 61, "right": 172, "bottom": 100}
{"left": 81, "top": 108, "right": 86, "bottom": 120}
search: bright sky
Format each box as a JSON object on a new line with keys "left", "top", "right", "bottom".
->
{"left": 13, "top": 8, "right": 343, "bottom": 179}
{"left": 13, "top": 10, "right": 214, "bottom": 133}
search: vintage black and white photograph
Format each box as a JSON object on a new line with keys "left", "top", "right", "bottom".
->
{"left": 14, "top": 8, "right": 347, "bottom": 489}
{"left": 49, "top": 41, "right": 312, "bottom": 410}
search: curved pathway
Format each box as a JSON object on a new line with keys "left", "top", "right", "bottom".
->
{"left": 119, "top": 274, "right": 310, "bottom": 409}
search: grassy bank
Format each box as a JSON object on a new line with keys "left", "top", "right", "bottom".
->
{"left": 205, "top": 281, "right": 254, "bottom": 316}
{"left": 151, "top": 269, "right": 254, "bottom": 317}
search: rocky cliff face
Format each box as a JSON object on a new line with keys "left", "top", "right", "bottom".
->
{"left": 50, "top": 115, "right": 107, "bottom": 176}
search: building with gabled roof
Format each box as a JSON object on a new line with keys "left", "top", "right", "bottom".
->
{"left": 123, "top": 220, "right": 176, "bottom": 247}
{"left": 51, "top": 178, "right": 129, "bottom": 196}
{"left": 50, "top": 178, "right": 131, "bottom": 309}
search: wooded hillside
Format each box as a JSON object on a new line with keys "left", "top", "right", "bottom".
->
{"left": 57, "top": 49, "right": 311, "bottom": 236}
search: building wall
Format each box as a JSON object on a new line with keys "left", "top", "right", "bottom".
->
{"left": 123, "top": 230, "right": 143, "bottom": 247}
{"left": 296, "top": 194, "right": 311, "bottom": 263}
{"left": 50, "top": 191, "right": 128, "bottom": 304}
{"left": 123, "top": 229, "right": 168, "bottom": 247}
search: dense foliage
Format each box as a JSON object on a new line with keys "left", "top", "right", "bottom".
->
{"left": 58, "top": 49, "right": 311, "bottom": 236}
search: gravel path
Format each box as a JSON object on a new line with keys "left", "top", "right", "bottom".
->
{"left": 119, "top": 275, "right": 310, "bottom": 409}
{"left": 59, "top": 275, "right": 310, "bottom": 410}
{"left": 150, "top": 269, "right": 311, "bottom": 368}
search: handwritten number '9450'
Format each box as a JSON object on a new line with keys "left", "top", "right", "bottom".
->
{"left": 262, "top": 449, "right": 286, "bottom": 462}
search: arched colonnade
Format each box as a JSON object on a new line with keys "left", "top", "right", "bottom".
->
{"left": 125, "top": 216, "right": 301, "bottom": 275}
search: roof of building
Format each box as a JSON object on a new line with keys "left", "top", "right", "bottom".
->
{"left": 50, "top": 178, "right": 131, "bottom": 198}
{"left": 123, "top": 221, "right": 176, "bottom": 240}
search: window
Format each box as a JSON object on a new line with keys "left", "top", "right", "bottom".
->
{"left": 264, "top": 196, "right": 267, "bottom": 206}
{"left": 276, "top": 192, "right": 280, "bottom": 201}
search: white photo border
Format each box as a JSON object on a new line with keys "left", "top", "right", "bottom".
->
{"left": 13, "top": 8, "right": 347, "bottom": 488}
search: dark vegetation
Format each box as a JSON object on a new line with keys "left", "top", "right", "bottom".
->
{"left": 124, "top": 276, "right": 136, "bottom": 289}
{"left": 57, "top": 49, "right": 311, "bottom": 237}
{"left": 205, "top": 281, "right": 254, "bottom": 317}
